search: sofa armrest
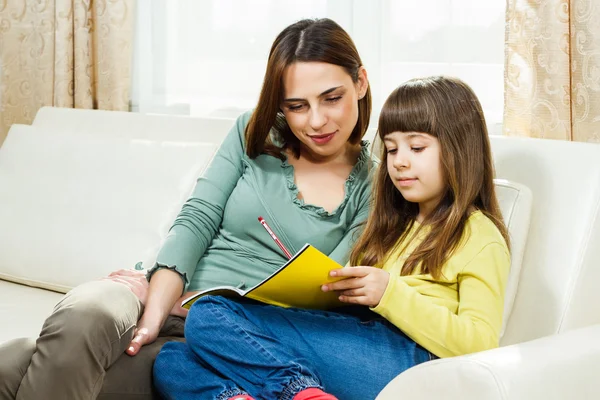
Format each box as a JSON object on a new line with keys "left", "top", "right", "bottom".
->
{"left": 376, "top": 324, "right": 600, "bottom": 400}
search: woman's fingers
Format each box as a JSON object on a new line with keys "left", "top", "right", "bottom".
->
{"left": 108, "top": 269, "right": 145, "bottom": 278}
{"left": 126, "top": 326, "right": 152, "bottom": 356}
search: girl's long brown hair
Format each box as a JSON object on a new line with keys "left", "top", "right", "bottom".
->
{"left": 245, "top": 18, "right": 372, "bottom": 159}
{"left": 350, "top": 76, "right": 509, "bottom": 278}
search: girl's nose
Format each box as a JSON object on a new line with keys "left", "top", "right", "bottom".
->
{"left": 392, "top": 153, "right": 409, "bottom": 170}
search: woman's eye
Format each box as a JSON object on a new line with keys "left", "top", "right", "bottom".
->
{"left": 325, "top": 96, "right": 342, "bottom": 103}
{"left": 287, "top": 104, "right": 304, "bottom": 111}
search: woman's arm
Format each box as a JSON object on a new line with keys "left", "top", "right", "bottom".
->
{"left": 147, "top": 112, "right": 250, "bottom": 290}
{"left": 128, "top": 112, "right": 251, "bottom": 355}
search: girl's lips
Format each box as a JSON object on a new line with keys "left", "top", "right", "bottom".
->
{"left": 397, "top": 178, "right": 417, "bottom": 187}
{"left": 309, "top": 131, "right": 336, "bottom": 145}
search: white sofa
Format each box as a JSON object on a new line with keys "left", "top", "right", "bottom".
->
{"left": 1, "top": 107, "right": 599, "bottom": 399}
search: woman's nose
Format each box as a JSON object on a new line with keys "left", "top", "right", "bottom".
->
{"left": 309, "top": 107, "right": 327, "bottom": 131}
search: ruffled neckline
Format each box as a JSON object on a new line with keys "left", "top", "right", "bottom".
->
{"left": 280, "top": 140, "right": 370, "bottom": 217}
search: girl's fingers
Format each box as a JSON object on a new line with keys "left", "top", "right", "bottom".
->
{"left": 322, "top": 277, "right": 362, "bottom": 292}
{"left": 330, "top": 266, "right": 370, "bottom": 278}
{"left": 339, "top": 288, "right": 363, "bottom": 297}
{"left": 338, "top": 294, "right": 368, "bottom": 305}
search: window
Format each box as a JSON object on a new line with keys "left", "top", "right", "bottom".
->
{"left": 132, "top": 0, "right": 505, "bottom": 134}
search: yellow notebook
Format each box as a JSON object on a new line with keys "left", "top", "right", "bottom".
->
{"left": 181, "top": 244, "right": 344, "bottom": 310}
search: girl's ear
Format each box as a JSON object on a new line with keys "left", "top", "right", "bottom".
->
{"left": 357, "top": 66, "right": 369, "bottom": 99}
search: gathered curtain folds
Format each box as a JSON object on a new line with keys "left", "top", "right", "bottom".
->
{"left": 504, "top": 0, "right": 600, "bottom": 142}
{"left": 0, "top": 0, "right": 135, "bottom": 146}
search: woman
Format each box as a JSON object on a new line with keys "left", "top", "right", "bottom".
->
{"left": 0, "top": 18, "right": 374, "bottom": 400}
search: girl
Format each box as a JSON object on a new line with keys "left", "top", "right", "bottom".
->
{"left": 0, "top": 18, "right": 373, "bottom": 400}
{"left": 153, "top": 76, "right": 511, "bottom": 400}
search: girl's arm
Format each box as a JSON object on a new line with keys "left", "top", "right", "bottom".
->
{"left": 372, "top": 242, "right": 510, "bottom": 358}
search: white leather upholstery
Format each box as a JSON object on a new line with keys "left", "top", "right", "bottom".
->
{"left": 32, "top": 106, "right": 235, "bottom": 142}
{"left": 492, "top": 136, "right": 600, "bottom": 345}
{"left": 494, "top": 179, "right": 532, "bottom": 337}
{"left": 377, "top": 323, "right": 600, "bottom": 400}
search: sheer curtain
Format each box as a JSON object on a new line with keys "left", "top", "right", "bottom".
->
{"left": 132, "top": 0, "right": 505, "bottom": 134}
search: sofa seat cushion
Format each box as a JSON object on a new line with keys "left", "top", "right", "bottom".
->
{"left": 0, "top": 280, "right": 63, "bottom": 344}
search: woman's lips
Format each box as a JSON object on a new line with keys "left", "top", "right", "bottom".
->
{"left": 309, "top": 131, "right": 336, "bottom": 145}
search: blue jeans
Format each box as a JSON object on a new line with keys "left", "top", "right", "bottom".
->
{"left": 153, "top": 296, "right": 433, "bottom": 400}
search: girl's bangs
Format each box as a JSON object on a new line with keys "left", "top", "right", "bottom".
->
{"left": 377, "top": 83, "right": 437, "bottom": 139}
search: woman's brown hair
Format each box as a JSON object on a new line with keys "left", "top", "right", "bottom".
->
{"left": 350, "top": 76, "right": 509, "bottom": 278}
{"left": 245, "top": 18, "right": 372, "bottom": 159}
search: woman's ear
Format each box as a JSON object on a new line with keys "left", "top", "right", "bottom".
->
{"left": 357, "top": 66, "right": 369, "bottom": 99}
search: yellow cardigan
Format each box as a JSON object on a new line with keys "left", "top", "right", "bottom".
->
{"left": 371, "top": 211, "right": 510, "bottom": 358}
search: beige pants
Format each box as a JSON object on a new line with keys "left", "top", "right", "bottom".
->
{"left": 0, "top": 280, "right": 185, "bottom": 400}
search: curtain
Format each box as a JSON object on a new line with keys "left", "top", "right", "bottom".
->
{"left": 0, "top": 0, "right": 135, "bottom": 146}
{"left": 504, "top": 0, "right": 600, "bottom": 142}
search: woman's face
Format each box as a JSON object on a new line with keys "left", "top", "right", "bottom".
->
{"left": 281, "top": 62, "right": 368, "bottom": 161}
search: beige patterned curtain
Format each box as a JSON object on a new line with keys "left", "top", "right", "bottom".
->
{"left": 0, "top": 0, "right": 135, "bottom": 146}
{"left": 504, "top": 0, "right": 600, "bottom": 142}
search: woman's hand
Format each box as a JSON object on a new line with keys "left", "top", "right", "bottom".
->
{"left": 124, "top": 268, "right": 186, "bottom": 356}
{"left": 102, "top": 269, "right": 149, "bottom": 306}
{"left": 125, "top": 312, "right": 161, "bottom": 356}
{"left": 322, "top": 266, "right": 390, "bottom": 307}
{"left": 169, "top": 291, "right": 200, "bottom": 318}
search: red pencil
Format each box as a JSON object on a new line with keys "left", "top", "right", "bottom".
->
{"left": 258, "top": 216, "right": 293, "bottom": 259}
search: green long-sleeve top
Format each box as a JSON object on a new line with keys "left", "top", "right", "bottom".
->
{"left": 148, "top": 111, "right": 374, "bottom": 292}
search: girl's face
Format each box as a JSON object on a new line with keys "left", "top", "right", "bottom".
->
{"left": 383, "top": 131, "right": 446, "bottom": 221}
{"left": 281, "top": 62, "right": 368, "bottom": 162}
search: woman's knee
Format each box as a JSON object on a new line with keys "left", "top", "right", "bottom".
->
{"left": 36, "top": 280, "right": 142, "bottom": 364}
{"left": 0, "top": 338, "right": 36, "bottom": 399}
{"left": 49, "top": 280, "right": 141, "bottom": 334}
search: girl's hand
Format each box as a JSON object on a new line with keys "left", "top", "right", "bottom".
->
{"left": 102, "top": 269, "right": 149, "bottom": 306}
{"left": 322, "top": 266, "right": 390, "bottom": 307}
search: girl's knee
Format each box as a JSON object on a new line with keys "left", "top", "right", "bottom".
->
{"left": 185, "top": 296, "right": 238, "bottom": 346}
{"left": 153, "top": 342, "right": 187, "bottom": 390}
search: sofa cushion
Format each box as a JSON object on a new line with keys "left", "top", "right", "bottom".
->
{"left": 0, "top": 125, "right": 219, "bottom": 292}
{"left": 0, "top": 280, "right": 63, "bottom": 344}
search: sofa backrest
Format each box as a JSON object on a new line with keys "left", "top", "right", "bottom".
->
{"left": 32, "top": 106, "right": 235, "bottom": 142}
{"left": 0, "top": 111, "right": 235, "bottom": 292}
{"left": 491, "top": 136, "right": 600, "bottom": 345}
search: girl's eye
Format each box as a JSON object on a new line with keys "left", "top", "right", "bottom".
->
{"left": 411, "top": 147, "right": 425, "bottom": 153}
{"left": 386, "top": 148, "right": 397, "bottom": 154}
{"left": 325, "top": 96, "right": 342, "bottom": 103}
